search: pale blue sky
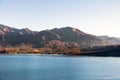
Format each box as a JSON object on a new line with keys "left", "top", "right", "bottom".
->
{"left": 0, "top": 0, "right": 120, "bottom": 37}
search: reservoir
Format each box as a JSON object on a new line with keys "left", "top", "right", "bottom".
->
{"left": 0, "top": 54, "right": 120, "bottom": 80}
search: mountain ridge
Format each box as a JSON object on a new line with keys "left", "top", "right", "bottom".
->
{"left": 0, "top": 24, "right": 120, "bottom": 56}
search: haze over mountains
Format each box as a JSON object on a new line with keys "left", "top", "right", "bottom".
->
{"left": 99, "top": 36, "right": 120, "bottom": 45}
{"left": 0, "top": 24, "right": 120, "bottom": 55}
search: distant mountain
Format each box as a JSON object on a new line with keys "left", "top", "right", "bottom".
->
{"left": 99, "top": 36, "right": 120, "bottom": 45}
{"left": 1, "top": 24, "right": 119, "bottom": 55}
{"left": 48, "top": 27, "right": 109, "bottom": 48}
{"left": 0, "top": 24, "right": 109, "bottom": 48}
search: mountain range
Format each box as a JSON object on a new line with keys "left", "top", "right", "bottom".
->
{"left": 0, "top": 24, "right": 120, "bottom": 56}
{"left": 99, "top": 36, "right": 120, "bottom": 45}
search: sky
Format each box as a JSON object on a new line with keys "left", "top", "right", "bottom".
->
{"left": 0, "top": 0, "right": 120, "bottom": 37}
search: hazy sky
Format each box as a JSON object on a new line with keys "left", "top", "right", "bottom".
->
{"left": 0, "top": 0, "right": 120, "bottom": 37}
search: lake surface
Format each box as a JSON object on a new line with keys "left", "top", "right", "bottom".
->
{"left": 0, "top": 54, "right": 120, "bottom": 80}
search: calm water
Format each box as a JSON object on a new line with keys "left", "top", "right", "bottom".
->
{"left": 0, "top": 54, "right": 120, "bottom": 80}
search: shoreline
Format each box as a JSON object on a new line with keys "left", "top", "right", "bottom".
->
{"left": 0, "top": 45, "right": 120, "bottom": 57}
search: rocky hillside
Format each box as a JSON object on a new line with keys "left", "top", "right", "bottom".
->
{"left": 0, "top": 24, "right": 109, "bottom": 50}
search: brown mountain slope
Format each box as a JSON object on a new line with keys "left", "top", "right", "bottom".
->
{"left": 0, "top": 24, "right": 109, "bottom": 49}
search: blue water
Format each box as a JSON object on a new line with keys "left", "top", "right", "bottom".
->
{"left": 0, "top": 55, "right": 120, "bottom": 80}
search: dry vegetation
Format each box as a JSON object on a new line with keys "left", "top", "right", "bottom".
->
{"left": 0, "top": 44, "right": 81, "bottom": 54}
